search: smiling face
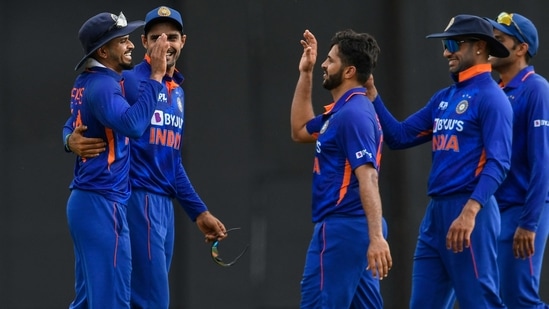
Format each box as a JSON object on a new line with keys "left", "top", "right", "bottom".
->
{"left": 142, "top": 21, "right": 186, "bottom": 73}
{"left": 98, "top": 35, "right": 136, "bottom": 73}
{"left": 442, "top": 37, "right": 479, "bottom": 74}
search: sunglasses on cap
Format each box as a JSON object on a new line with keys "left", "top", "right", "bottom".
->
{"left": 442, "top": 38, "right": 478, "bottom": 53}
{"left": 496, "top": 12, "right": 527, "bottom": 44}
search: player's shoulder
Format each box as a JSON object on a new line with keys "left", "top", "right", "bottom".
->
{"left": 85, "top": 70, "right": 120, "bottom": 91}
{"left": 525, "top": 72, "right": 549, "bottom": 88}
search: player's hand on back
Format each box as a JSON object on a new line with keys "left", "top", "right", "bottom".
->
{"left": 68, "top": 125, "right": 106, "bottom": 158}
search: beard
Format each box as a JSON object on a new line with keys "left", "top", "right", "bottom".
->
{"left": 120, "top": 61, "right": 134, "bottom": 70}
{"left": 322, "top": 68, "right": 344, "bottom": 90}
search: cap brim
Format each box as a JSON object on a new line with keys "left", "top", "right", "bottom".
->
{"left": 74, "top": 20, "right": 145, "bottom": 71}
{"left": 426, "top": 32, "right": 509, "bottom": 58}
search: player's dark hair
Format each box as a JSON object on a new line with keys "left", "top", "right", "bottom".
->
{"left": 330, "top": 29, "right": 380, "bottom": 84}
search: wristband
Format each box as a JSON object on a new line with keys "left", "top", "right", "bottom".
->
{"left": 64, "top": 133, "right": 72, "bottom": 152}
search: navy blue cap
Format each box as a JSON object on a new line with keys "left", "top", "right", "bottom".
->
{"left": 75, "top": 12, "right": 144, "bottom": 70}
{"left": 426, "top": 14, "right": 509, "bottom": 58}
{"left": 485, "top": 12, "right": 539, "bottom": 57}
{"left": 144, "top": 6, "right": 183, "bottom": 33}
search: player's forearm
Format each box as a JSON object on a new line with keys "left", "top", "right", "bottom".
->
{"left": 290, "top": 72, "right": 315, "bottom": 141}
{"left": 359, "top": 170, "right": 384, "bottom": 239}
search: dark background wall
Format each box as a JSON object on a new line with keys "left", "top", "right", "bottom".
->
{"left": 1, "top": 0, "right": 548, "bottom": 308}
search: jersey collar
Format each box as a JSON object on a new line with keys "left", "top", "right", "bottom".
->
{"left": 322, "top": 87, "right": 367, "bottom": 115}
{"left": 500, "top": 65, "right": 535, "bottom": 89}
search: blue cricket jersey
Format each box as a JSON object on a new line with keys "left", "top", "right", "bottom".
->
{"left": 372, "top": 64, "right": 512, "bottom": 205}
{"left": 495, "top": 66, "right": 549, "bottom": 232}
{"left": 122, "top": 58, "right": 208, "bottom": 220}
{"left": 63, "top": 64, "right": 163, "bottom": 203}
{"left": 305, "top": 87, "right": 383, "bottom": 223}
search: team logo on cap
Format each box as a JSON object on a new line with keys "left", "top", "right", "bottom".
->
{"left": 111, "top": 12, "right": 128, "bottom": 28}
{"left": 456, "top": 100, "right": 468, "bottom": 114}
{"left": 157, "top": 6, "right": 172, "bottom": 17}
{"left": 444, "top": 17, "right": 455, "bottom": 31}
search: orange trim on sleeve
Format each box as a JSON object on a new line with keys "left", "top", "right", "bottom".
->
{"left": 417, "top": 129, "right": 433, "bottom": 138}
{"left": 376, "top": 135, "right": 383, "bottom": 168}
{"left": 475, "top": 149, "right": 486, "bottom": 177}
{"left": 105, "top": 128, "right": 115, "bottom": 171}
{"left": 336, "top": 160, "right": 352, "bottom": 205}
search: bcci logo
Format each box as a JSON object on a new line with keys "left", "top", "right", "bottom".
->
{"left": 456, "top": 100, "right": 468, "bottom": 114}
{"left": 320, "top": 120, "right": 329, "bottom": 134}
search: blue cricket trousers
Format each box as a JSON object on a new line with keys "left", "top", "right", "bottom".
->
{"left": 300, "top": 214, "right": 388, "bottom": 309}
{"left": 410, "top": 195, "right": 506, "bottom": 309}
{"left": 67, "top": 189, "right": 131, "bottom": 309}
{"left": 126, "top": 189, "right": 174, "bottom": 309}
{"left": 498, "top": 203, "right": 549, "bottom": 309}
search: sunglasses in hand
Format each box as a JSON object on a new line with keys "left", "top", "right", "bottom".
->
{"left": 211, "top": 227, "right": 249, "bottom": 267}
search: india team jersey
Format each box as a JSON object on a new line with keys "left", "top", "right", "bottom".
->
{"left": 495, "top": 66, "right": 549, "bottom": 231}
{"left": 63, "top": 66, "right": 162, "bottom": 203}
{"left": 306, "top": 87, "right": 383, "bottom": 223}
{"left": 373, "top": 64, "right": 512, "bottom": 205}
{"left": 122, "top": 59, "right": 207, "bottom": 220}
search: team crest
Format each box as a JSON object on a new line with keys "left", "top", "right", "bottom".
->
{"left": 157, "top": 6, "right": 172, "bottom": 17}
{"left": 444, "top": 17, "right": 455, "bottom": 31}
{"left": 320, "top": 120, "right": 330, "bottom": 134}
{"left": 456, "top": 100, "right": 468, "bottom": 114}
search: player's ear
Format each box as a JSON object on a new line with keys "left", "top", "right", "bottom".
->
{"left": 344, "top": 65, "right": 356, "bottom": 79}
{"left": 141, "top": 34, "right": 147, "bottom": 49}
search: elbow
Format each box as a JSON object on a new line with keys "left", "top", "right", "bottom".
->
{"left": 291, "top": 131, "right": 316, "bottom": 143}
{"left": 125, "top": 124, "right": 148, "bottom": 138}
{"left": 291, "top": 131, "right": 301, "bottom": 142}
{"left": 291, "top": 130, "right": 308, "bottom": 143}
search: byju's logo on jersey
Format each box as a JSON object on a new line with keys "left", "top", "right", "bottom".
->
{"left": 151, "top": 110, "right": 164, "bottom": 125}
{"left": 355, "top": 149, "right": 373, "bottom": 159}
{"left": 534, "top": 119, "right": 549, "bottom": 127}
{"left": 150, "top": 110, "right": 184, "bottom": 128}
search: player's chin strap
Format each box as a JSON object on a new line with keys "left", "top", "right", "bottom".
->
{"left": 211, "top": 227, "right": 249, "bottom": 267}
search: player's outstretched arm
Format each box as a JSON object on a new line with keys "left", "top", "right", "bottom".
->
{"left": 290, "top": 29, "right": 318, "bottom": 143}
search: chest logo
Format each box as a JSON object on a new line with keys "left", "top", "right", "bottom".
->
{"left": 320, "top": 119, "right": 329, "bottom": 134}
{"left": 438, "top": 101, "right": 449, "bottom": 110}
{"left": 456, "top": 100, "right": 468, "bottom": 114}
{"left": 177, "top": 97, "right": 183, "bottom": 113}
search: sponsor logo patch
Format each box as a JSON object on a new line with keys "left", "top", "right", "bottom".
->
{"left": 534, "top": 119, "right": 549, "bottom": 127}
{"left": 355, "top": 149, "right": 373, "bottom": 159}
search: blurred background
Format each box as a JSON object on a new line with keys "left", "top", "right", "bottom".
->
{"left": 1, "top": 0, "right": 548, "bottom": 308}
